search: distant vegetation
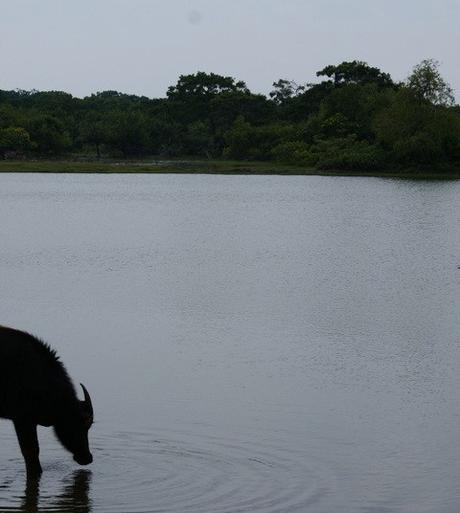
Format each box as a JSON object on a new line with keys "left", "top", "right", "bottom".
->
{"left": 1, "top": 59, "right": 459, "bottom": 174}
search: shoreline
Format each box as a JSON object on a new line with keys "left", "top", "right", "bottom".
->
{"left": 0, "top": 159, "right": 459, "bottom": 180}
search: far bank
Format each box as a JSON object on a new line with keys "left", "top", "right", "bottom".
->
{"left": 0, "top": 159, "right": 460, "bottom": 180}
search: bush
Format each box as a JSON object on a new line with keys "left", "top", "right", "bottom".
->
{"left": 312, "top": 137, "right": 387, "bottom": 171}
{"left": 0, "top": 127, "right": 31, "bottom": 156}
{"left": 392, "top": 132, "right": 442, "bottom": 164}
{"left": 374, "top": 88, "right": 460, "bottom": 166}
{"left": 271, "top": 141, "right": 317, "bottom": 166}
{"left": 224, "top": 118, "right": 298, "bottom": 160}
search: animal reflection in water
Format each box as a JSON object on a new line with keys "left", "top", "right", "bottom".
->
{"left": 20, "top": 470, "right": 92, "bottom": 513}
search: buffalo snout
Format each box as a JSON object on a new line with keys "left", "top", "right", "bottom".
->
{"left": 74, "top": 452, "right": 93, "bottom": 466}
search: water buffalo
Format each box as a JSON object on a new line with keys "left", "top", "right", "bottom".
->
{"left": 0, "top": 325, "right": 94, "bottom": 477}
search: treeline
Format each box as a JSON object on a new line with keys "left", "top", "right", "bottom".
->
{"left": 1, "top": 59, "right": 459, "bottom": 172}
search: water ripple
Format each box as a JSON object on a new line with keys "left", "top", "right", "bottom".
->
{"left": 0, "top": 429, "right": 329, "bottom": 513}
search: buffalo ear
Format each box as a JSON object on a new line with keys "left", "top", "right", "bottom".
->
{"left": 80, "top": 383, "right": 94, "bottom": 422}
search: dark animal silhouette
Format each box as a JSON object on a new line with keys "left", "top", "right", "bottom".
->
{"left": 0, "top": 325, "right": 94, "bottom": 477}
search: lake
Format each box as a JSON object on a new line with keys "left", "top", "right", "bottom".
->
{"left": 1, "top": 173, "right": 460, "bottom": 513}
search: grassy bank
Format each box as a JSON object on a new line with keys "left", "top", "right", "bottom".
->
{"left": 0, "top": 159, "right": 460, "bottom": 180}
{"left": 0, "top": 159, "right": 307, "bottom": 175}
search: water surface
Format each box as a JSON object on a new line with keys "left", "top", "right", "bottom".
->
{"left": 1, "top": 173, "right": 460, "bottom": 512}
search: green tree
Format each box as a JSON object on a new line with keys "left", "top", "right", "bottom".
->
{"left": 0, "top": 127, "right": 31, "bottom": 156}
{"left": 276, "top": 82, "right": 335, "bottom": 121}
{"left": 149, "top": 119, "right": 185, "bottom": 156}
{"left": 106, "top": 111, "right": 150, "bottom": 157}
{"left": 269, "top": 80, "right": 305, "bottom": 105}
{"left": 407, "top": 59, "right": 455, "bottom": 106}
{"left": 317, "top": 83, "right": 394, "bottom": 140}
{"left": 316, "top": 61, "right": 394, "bottom": 88}
{"left": 0, "top": 105, "right": 21, "bottom": 128}
{"left": 375, "top": 88, "right": 460, "bottom": 165}
{"left": 209, "top": 92, "right": 275, "bottom": 153}
{"left": 26, "top": 115, "right": 71, "bottom": 155}
{"left": 79, "top": 114, "right": 110, "bottom": 158}
{"left": 184, "top": 121, "right": 213, "bottom": 157}
{"left": 167, "top": 72, "right": 249, "bottom": 99}
{"left": 224, "top": 117, "right": 297, "bottom": 160}
{"left": 166, "top": 72, "right": 251, "bottom": 126}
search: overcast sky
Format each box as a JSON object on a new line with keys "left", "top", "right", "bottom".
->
{"left": 1, "top": 0, "right": 459, "bottom": 100}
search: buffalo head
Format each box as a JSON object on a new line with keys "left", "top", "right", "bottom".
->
{"left": 54, "top": 384, "right": 94, "bottom": 466}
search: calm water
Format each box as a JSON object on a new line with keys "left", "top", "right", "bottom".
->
{"left": 1, "top": 173, "right": 460, "bottom": 513}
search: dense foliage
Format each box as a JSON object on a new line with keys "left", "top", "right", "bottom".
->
{"left": 1, "top": 59, "right": 459, "bottom": 172}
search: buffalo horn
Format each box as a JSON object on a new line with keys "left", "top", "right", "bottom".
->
{"left": 80, "top": 383, "right": 94, "bottom": 418}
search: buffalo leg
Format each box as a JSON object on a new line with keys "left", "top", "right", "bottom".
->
{"left": 13, "top": 420, "right": 42, "bottom": 477}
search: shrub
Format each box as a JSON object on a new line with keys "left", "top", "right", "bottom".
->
{"left": 312, "top": 137, "right": 387, "bottom": 171}
{"left": 224, "top": 117, "right": 298, "bottom": 160}
{"left": 271, "top": 141, "right": 317, "bottom": 166}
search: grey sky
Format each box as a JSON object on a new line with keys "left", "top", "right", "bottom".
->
{"left": 1, "top": 0, "right": 459, "bottom": 99}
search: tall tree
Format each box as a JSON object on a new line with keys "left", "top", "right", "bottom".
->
{"left": 0, "top": 127, "right": 31, "bottom": 156}
{"left": 105, "top": 111, "right": 150, "bottom": 157}
{"left": 79, "top": 113, "right": 110, "bottom": 158}
{"left": 374, "top": 88, "right": 460, "bottom": 164}
{"left": 316, "top": 61, "right": 394, "bottom": 88}
{"left": 407, "top": 59, "right": 455, "bottom": 106}
{"left": 166, "top": 72, "right": 251, "bottom": 126}
{"left": 269, "top": 80, "right": 305, "bottom": 105}
{"left": 167, "top": 72, "right": 249, "bottom": 100}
